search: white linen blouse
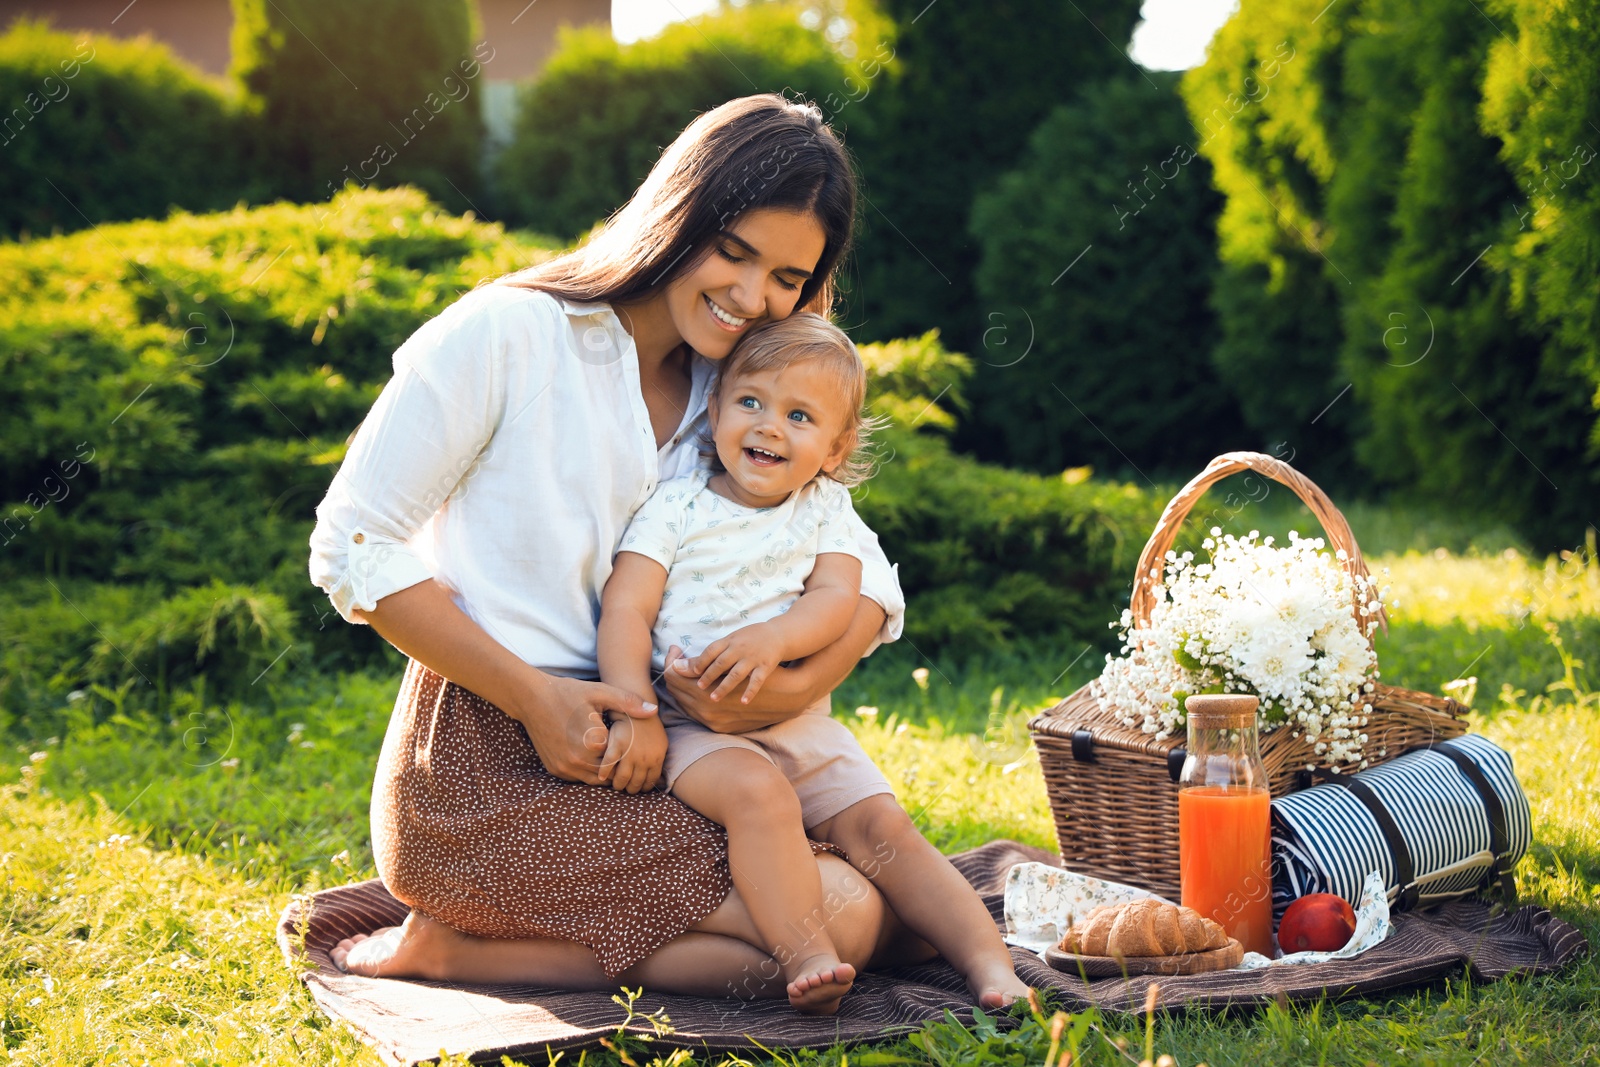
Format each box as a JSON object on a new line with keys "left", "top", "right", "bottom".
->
{"left": 307, "top": 283, "right": 905, "bottom": 679}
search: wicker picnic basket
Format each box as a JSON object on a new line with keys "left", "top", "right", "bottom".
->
{"left": 1028, "top": 451, "right": 1468, "bottom": 899}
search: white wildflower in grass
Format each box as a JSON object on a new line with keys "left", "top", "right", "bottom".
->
{"left": 1092, "top": 530, "right": 1384, "bottom": 766}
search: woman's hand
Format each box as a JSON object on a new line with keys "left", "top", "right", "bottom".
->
{"left": 659, "top": 643, "right": 816, "bottom": 733}
{"left": 517, "top": 673, "right": 658, "bottom": 784}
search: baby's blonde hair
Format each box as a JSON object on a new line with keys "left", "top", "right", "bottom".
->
{"left": 704, "top": 312, "right": 885, "bottom": 487}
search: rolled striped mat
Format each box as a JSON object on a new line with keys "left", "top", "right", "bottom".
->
{"left": 1273, "top": 734, "right": 1532, "bottom": 917}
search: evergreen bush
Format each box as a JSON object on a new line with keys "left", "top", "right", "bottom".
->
{"left": 0, "top": 19, "right": 252, "bottom": 238}
{"left": 964, "top": 73, "right": 1237, "bottom": 480}
{"left": 1183, "top": 0, "right": 1600, "bottom": 547}
{"left": 847, "top": 0, "right": 1143, "bottom": 351}
{"left": 855, "top": 331, "right": 1163, "bottom": 649}
{"left": 229, "top": 0, "right": 487, "bottom": 212}
{"left": 493, "top": 5, "right": 850, "bottom": 239}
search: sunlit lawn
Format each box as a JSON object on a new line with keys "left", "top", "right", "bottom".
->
{"left": 2, "top": 537, "right": 1597, "bottom": 1064}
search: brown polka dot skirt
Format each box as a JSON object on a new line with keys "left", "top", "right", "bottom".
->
{"left": 371, "top": 658, "right": 841, "bottom": 978}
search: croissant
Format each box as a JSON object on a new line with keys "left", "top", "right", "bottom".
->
{"left": 1057, "top": 899, "right": 1230, "bottom": 957}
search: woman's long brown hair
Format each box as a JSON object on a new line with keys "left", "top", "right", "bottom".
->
{"left": 494, "top": 93, "right": 858, "bottom": 318}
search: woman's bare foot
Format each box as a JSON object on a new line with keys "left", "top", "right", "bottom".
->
{"left": 785, "top": 956, "right": 856, "bottom": 1014}
{"left": 330, "top": 911, "right": 463, "bottom": 980}
{"left": 969, "top": 959, "right": 1032, "bottom": 1009}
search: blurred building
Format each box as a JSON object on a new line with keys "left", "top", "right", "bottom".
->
{"left": 0, "top": 0, "right": 611, "bottom": 143}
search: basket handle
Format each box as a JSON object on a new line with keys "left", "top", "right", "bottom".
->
{"left": 1128, "top": 451, "right": 1390, "bottom": 638}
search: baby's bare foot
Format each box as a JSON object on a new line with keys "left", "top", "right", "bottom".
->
{"left": 785, "top": 957, "right": 857, "bottom": 1015}
{"left": 969, "top": 959, "right": 1032, "bottom": 1009}
{"left": 330, "top": 912, "right": 461, "bottom": 980}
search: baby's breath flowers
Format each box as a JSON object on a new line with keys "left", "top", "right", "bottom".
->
{"left": 1093, "top": 529, "right": 1389, "bottom": 768}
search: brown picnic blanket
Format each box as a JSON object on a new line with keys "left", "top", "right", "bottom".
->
{"left": 277, "top": 840, "right": 1588, "bottom": 1066}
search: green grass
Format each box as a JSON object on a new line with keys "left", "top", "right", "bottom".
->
{"left": 1, "top": 537, "right": 1597, "bottom": 1064}
{"left": 0, "top": 774, "right": 372, "bottom": 1063}
{"left": 1168, "top": 484, "right": 1537, "bottom": 558}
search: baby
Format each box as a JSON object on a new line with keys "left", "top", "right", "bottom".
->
{"left": 597, "top": 312, "right": 1029, "bottom": 1014}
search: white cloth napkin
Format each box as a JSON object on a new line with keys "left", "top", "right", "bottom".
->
{"left": 1002, "top": 863, "right": 1390, "bottom": 968}
{"left": 1238, "top": 870, "right": 1391, "bottom": 968}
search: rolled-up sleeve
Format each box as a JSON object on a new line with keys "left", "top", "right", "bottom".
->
{"left": 308, "top": 288, "right": 509, "bottom": 625}
{"left": 837, "top": 492, "right": 905, "bottom": 653}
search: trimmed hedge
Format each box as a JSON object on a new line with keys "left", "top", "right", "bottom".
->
{"left": 855, "top": 331, "right": 1163, "bottom": 650}
{"left": 0, "top": 18, "right": 253, "bottom": 239}
{"left": 0, "top": 189, "right": 1159, "bottom": 723}
{"left": 0, "top": 188, "right": 562, "bottom": 713}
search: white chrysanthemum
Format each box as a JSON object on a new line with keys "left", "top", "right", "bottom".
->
{"left": 1092, "top": 529, "right": 1382, "bottom": 763}
{"left": 1237, "top": 625, "right": 1314, "bottom": 699}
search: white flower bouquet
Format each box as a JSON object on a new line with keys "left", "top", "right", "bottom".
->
{"left": 1092, "top": 527, "right": 1393, "bottom": 769}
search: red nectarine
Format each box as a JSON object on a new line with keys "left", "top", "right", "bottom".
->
{"left": 1277, "top": 893, "right": 1357, "bottom": 953}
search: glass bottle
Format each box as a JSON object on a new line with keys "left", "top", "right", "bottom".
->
{"left": 1177, "top": 693, "right": 1274, "bottom": 957}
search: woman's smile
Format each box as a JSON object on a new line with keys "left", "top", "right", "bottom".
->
{"left": 705, "top": 294, "right": 752, "bottom": 332}
{"left": 638, "top": 209, "right": 825, "bottom": 361}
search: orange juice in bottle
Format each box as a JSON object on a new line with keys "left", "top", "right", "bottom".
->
{"left": 1177, "top": 694, "right": 1274, "bottom": 957}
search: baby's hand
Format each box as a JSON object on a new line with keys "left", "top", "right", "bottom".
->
{"left": 693, "top": 622, "right": 785, "bottom": 703}
{"left": 598, "top": 710, "right": 667, "bottom": 793}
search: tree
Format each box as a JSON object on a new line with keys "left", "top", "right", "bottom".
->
{"left": 1480, "top": 0, "right": 1600, "bottom": 463}
{"left": 846, "top": 0, "right": 1144, "bottom": 351}
{"left": 491, "top": 5, "right": 850, "bottom": 239}
{"left": 964, "top": 73, "right": 1239, "bottom": 479}
{"left": 1180, "top": 0, "right": 1357, "bottom": 487}
{"left": 1184, "top": 0, "right": 1599, "bottom": 547}
{"left": 229, "top": 0, "right": 485, "bottom": 212}
{"left": 1330, "top": 1, "right": 1592, "bottom": 546}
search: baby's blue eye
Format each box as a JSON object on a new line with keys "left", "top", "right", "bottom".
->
{"left": 738, "top": 396, "right": 759, "bottom": 410}
{"left": 788, "top": 411, "right": 810, "bottom": 423}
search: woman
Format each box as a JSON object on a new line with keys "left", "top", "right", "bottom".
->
{"left": 308, "top": 94, "right": 934, "bottom": 997}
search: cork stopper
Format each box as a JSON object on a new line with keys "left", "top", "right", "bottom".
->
{"left": 1184, "top": 693, "right": 1260, "bottom": 728}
